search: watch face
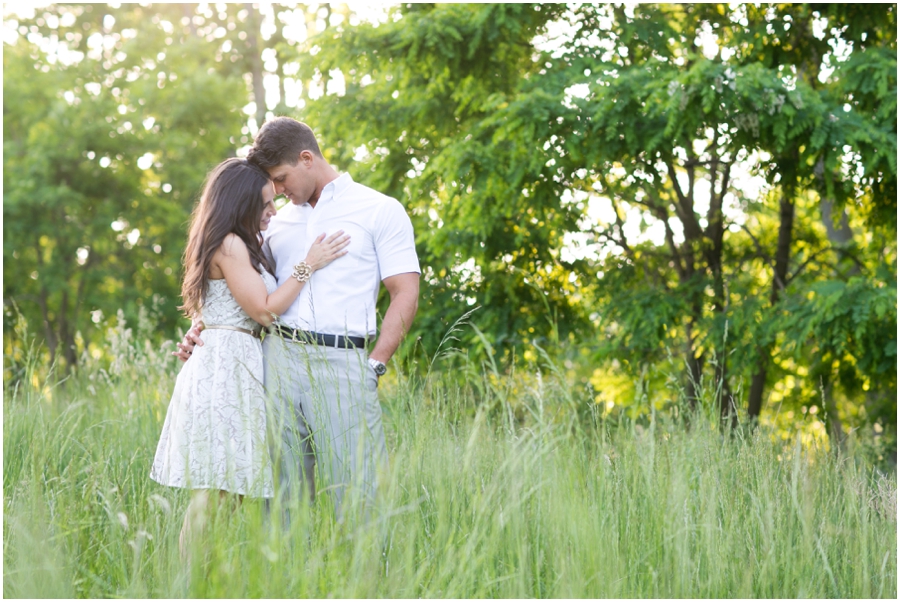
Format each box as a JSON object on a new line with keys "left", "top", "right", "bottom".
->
{"left": 370, "top": 360, "right": 387, "bottom": 376}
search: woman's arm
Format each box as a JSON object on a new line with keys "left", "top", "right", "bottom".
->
{"left": 214, "top": 231, "right": 349, "bottom": 327}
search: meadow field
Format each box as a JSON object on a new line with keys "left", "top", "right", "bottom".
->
{"left": 4, "top": 4, "right": 897, "bottom": 598}
{"left": 3, "top": 317, "right": 897, "bottom": 599}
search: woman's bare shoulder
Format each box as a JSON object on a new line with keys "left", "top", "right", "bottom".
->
{"left": 211, "top": 235, "right": 252, "bottom": 280}
{"left": 217, "top": 233, "right": 249, "bottom": 258}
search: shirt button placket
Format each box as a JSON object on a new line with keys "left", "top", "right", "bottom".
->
{"left": 302, "top": 203, "right": 317, "bottom": 262}
{"left": 299, "top": 203, "right": 316, "bottom": 328}
{"left": 306, "top": 185, "right": 333, "bottom": 257}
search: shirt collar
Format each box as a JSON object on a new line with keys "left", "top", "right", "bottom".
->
{"left": 318, "top": 172, "right": 353, "bottom": 205}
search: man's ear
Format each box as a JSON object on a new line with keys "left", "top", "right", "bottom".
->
{"left": 298, "top": 150, "right": 314, "bottom": 166}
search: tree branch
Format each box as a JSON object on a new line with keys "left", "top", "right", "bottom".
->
{"left": 665, "top": 159, "right": 703, "bottom": 240}
{"left": 739, "top": 223, "right": 785, "bottom": 291}
{"left": 786, "top": 247, "right": 834, "bottom": 285}
{"left": 642, "top": 188, "right": 687, "bottom": 279}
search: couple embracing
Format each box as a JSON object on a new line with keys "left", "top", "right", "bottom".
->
{"left": 149, "top": 117, "right": 420, "bottom": 547}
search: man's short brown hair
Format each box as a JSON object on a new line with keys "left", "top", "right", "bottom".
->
{"left": 247, "top": 117, "right": 323, "bottom": 171}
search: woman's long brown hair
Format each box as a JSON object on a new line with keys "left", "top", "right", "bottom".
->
{"left": 179, "top": 158, "right": 272, "bottom": 319}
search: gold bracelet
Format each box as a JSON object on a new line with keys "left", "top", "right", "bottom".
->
{"left": 292, "top": 261, "right": 312, "bottom": 283}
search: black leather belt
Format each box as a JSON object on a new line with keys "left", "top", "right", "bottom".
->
{"left": 274, "top": 324, "right": 367, "bottom": 349}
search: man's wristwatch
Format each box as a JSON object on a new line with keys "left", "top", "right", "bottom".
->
{"left": 368, "top": 357, "right": 387, "bottom": 377}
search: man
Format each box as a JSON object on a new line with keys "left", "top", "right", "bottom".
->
{"left": 177, "top": 117, "right": 419, "bottom": 518}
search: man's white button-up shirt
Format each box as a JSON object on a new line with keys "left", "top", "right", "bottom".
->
{"left": 262, "top": 173, "right": 420, "bottom": 338}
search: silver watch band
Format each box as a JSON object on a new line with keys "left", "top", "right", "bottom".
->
{"left": 368, "top": 357, "right": 386, "bottom": 376}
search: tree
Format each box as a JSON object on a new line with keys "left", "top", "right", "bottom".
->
{"left": 733, "top": 4, "right": 897, "bottom": 424}
{"left": 292, "top": 3, "right": 591, "bottom": 361}
{"left": 3, "top": 4, "right": 248, "bottom": 368}
{"left": 4, "top": 4, "right": 894, "bottom": 449}
{"left": 294, "top": 3, "right": 895, "bottom": 436}
{"left": 3, "top": 4, "right": 383, "bottom": 371}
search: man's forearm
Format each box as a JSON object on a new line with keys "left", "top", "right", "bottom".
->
{"left": 173, "top": 318, "right": 204, "bottom": 362}
{"left": 370, "top": 289, "right": 418, "bottom": 365}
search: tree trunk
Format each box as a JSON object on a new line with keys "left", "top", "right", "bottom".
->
{"left": 37, "top": 287, "right": 58, "bottom": 366}
{"left": 685, "top": 350, "right": 704, "bottom": 412}
{"left": 277, "top": 59, "right": 287, "bottom": 113}
{"left": 820, "top": 196, "right": 861, "bottom": 278}
{"left": 33, "top": 237, "right": 59, "bottom": 365}
{"left": 747, "top": 366, "right": 767, "bottom": 421}
{"left": 245, "top": 3, "right": 267, "bottom": 127}
{"left": 820, "top": 196, "right": 853, "bottom": 246}
{"left": 747, "top": 192, "right": 795, "bottom": 419}
{"left": 684, "top": 303, "right": 704, "bottom": 412}
{"left": 182, "top": 4, "right": 196, "bottom": 36}
{"left": 820, "top": 373, "right": 846, "bottom": 453}
{"left": 709, "top": 263, "right": 736, "bottom": 424}
{"left": 706, "top": 161, "right": 737, "bottom": 426}
{"left": 59, "top": 289, "right": 78, "bottom": 370}
{"left": 680, "top": 241, "right": 703, "bottom": 413}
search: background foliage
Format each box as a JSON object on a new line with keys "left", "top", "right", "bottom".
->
{"left": 3, "top": 3, "right": 896, "bottom": 456}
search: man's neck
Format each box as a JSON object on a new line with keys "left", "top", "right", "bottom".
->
{"left": 308, "top": 170, "right": 341, "bottom": 209}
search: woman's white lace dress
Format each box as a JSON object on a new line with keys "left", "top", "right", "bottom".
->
{"left": 150, "top": 272, "right": 276, "bottom": 497}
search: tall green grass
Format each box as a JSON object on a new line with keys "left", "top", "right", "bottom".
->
{"left": 3, "top": 319, "right": 896, "bottom": 598}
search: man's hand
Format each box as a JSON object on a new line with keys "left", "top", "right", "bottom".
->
{"left": 172, "top": 323, "right": 204, "bottom": 362}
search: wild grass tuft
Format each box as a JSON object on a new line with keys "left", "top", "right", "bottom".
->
{"left": 3, "top": 316, "right": 896, "bottom": 598}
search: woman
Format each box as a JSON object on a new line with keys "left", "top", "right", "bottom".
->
{"left": 150, "top": 158, "right": 348, "bottom": 552}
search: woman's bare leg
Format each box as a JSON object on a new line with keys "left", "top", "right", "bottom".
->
{"left": 179, "top": 490, "right": 243, "bottom": 559}
{"left": 179, "top": 490, "right": 210, "bottom": 559}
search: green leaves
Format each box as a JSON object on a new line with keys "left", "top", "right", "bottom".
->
{"left": 294, "top": 2, "right": 895, "bottom": 433}
{"left": 780, "top": 277, "right": 897, "bottom": 380}
{"left": 4, "top": 2, "right": 894, "bottom": 441}
{"left": 3, "top": 5, "right": 247, "bottom": 367}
